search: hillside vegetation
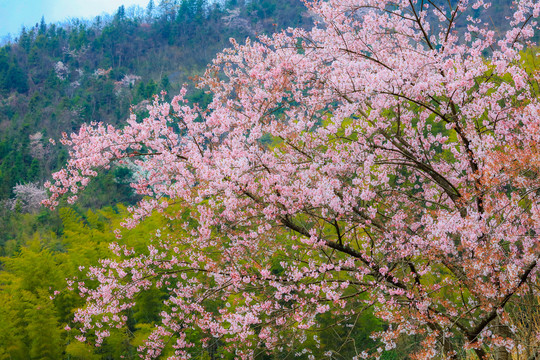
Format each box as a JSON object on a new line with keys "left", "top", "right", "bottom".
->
{"left": 0, "top": 0, "right": 312, "bottom": 203}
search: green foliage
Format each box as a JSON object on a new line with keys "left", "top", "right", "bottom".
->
{"left": 0, "top": 239, "right": 64, "bottom": 359}
{"left": 0, "top": 204, "right": 394, "bottom": 359}
{"left": 2, "top": 63, "right": 28, "bottom": 93}
{"left": 0, "top": 207, "right": 127, "bottom": 359}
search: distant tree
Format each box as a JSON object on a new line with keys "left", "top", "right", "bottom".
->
{"left": 160, "top": 75, "right": 170, "bottom": 92}
{"left": 158, "top": 0, "right": 178, "bottom": 21}
{"left": 3, "top": 63, "right": 28, "bottom": 93}
{"left": 147, "top": 0, "right": 156, "bottom": 19}
{"left": 39, "top": 16, "right": 46, "bottom": 35}
{"left": 115, "top": 5, "right": 126, "bottom": 22}
{"left": 12, "top": 183, "right": 47, "bottom": 213}
{"left": 17, "top": 27, "right": 31, "bottom": 52}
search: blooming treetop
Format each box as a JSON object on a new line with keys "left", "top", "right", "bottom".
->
{"left": 46, "top": 0, "right": 540, "bottom": 358}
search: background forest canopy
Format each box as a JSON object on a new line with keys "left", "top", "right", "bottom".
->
{"left": 2, "top": 0, "right": 540, "bottom": 359}
{"left": 0, "top": 0, "right": 313, "bottom": 205}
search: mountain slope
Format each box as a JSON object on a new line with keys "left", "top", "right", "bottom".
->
{"left": 0, "top": 0, "right": 312, "bottom": 202}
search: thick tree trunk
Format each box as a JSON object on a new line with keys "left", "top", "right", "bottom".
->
{"left": 495, "top": 347, "right": 510, "bottom": 360}
{"left": 494, "top": 318, "right": 511, "bottom": 360}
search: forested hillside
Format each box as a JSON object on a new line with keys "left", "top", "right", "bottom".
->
{"left": 0, "top": 0, "right": 312, "bottom": 203}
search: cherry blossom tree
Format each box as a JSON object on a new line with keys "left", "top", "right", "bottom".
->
{"left": 13, "top": 183, "right": 47, "bottom": 213}
{"left": 45, "top": 0, "right": 540, "bottom": 358}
